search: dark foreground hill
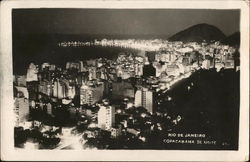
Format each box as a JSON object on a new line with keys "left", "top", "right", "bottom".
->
{"left": 168, "top": 23, "right": 226, "bottom": 43}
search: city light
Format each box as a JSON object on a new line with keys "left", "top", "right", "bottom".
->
{"left": 14, "top": 37, "right": 238, "bottom": 150}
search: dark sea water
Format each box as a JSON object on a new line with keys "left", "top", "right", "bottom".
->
{"left": 13, "top": 33, "right": 169, "bottom": 74}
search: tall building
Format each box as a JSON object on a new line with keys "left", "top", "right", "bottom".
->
{"left": 143, "top": 63, "right": 156, "bottom": 78}
{"left": 53, "top": 79, "right": 66, "bottom": 99}
{"left": 26, "top": 63, "right": 39, "bottom": 100}
{"left": 80, "top": 84, "right": 93, "bottom": 105}
{"left": 26, "top": 81, "right": 39, "bottom": 100}
{"left": 110, "top": 126, "right": 122, "bottom": 138}
{"left": 134, "top": 87, "right": 155, "bottom": 114}
{"left": 14, "top": 95, "right": 29, "bottom": 126}
{"left": 80, "top": 83, "right": 104, "bottom": 105}
{"left": 154, "top": 62, "right": 167, "bottom": 77}
{"left": 88, "top": 67, "right": 97, "bottom": 80}
{"left": 79, "top": 61, "right": 84, "bottom": 72}
{"left": 41, "top": 62, "right": 50, "bottom": 70}
{"left": 67, "top": 86, "right": 76, "bottom": 99}
{"left": 46, "top": 81, "right": 53, "bottom": 96}
{"left": 202, "top": 59, "right": 211, "bottom": 69}
{"left": 14, "top": 75, "right": 26, "bottom": 87}
{"left": 145, "top": 51, "right": 156, "bottom": 62}
{"left": 26, "top": 63, "right": 38, "bottom": 82}
{"left": 97, "top": 105, "right": 115, "bottom": 130}
{"left": 46, "top": 103, "right": 53, "bottom": 115}
{"left": 135, "top": 64, "right": 143, "bottom": 76}
{"left": 60, "top": 79, "right": 76, "bottom": 99}
{"left": 76, "top": 72, "right": 88, "bottom": 85}
{"left": 66, "top": 61, "right": 81, "bottom": 71}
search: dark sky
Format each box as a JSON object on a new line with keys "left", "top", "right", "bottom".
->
{"left": 13, "top": 8, "right": 240, "bottom": 36}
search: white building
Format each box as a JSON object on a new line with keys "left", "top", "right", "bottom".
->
{"left": 53, "top": 79, "right": 66, "bottom": 99}
{"left": 80, "top": 83, "right": 103, "bottom": 105}
{"left": 14, "top": 97, "right": 29, "bottom": 126}
{"left": 67, "top": 86, "right": 76, "bottom": 99}
{"left": 97, "top": 105, "right": 115, "bottom": 130}
{"left": 135, "top": 64, "right": 143, "bottom": 76}
{"left": 41, "top": 62, "right": 50, "bottom": 70}
{"left": 134, "top": 87, "right": 154, "bottom": 114}
{"left": 202, "top": 59, "right": 211, "bottom": 70}
{"left": 88, "top": 67, "right": 97, "bottom": 80}
{"left": 26, "top": 63, "right": 38, "bottom": 82}
{"left": 47, "top": 103, "right": 53, "bottom": 115}
{"left": 111, "top": 127, "right": 122, "bottom": 138}
{"left": 15, "top": 75, "right": 27, "bottom": 87}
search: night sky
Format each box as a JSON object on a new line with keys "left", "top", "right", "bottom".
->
{"left": 13, "top": 9, "right": 240, "bottom": 36}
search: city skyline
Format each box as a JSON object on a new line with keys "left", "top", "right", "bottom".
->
{"left": 13, "top": 38, "right": 240, "bottom": 150}
{"left": 12, "top": 8, "right": 241, "bottom": 151}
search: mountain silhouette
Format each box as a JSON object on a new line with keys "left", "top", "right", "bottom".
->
{"left": 168, "top": 23, "right": 226, "bottom": 43}
{"left": 221, "top": 32, "right": 240, "bottom": 46}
